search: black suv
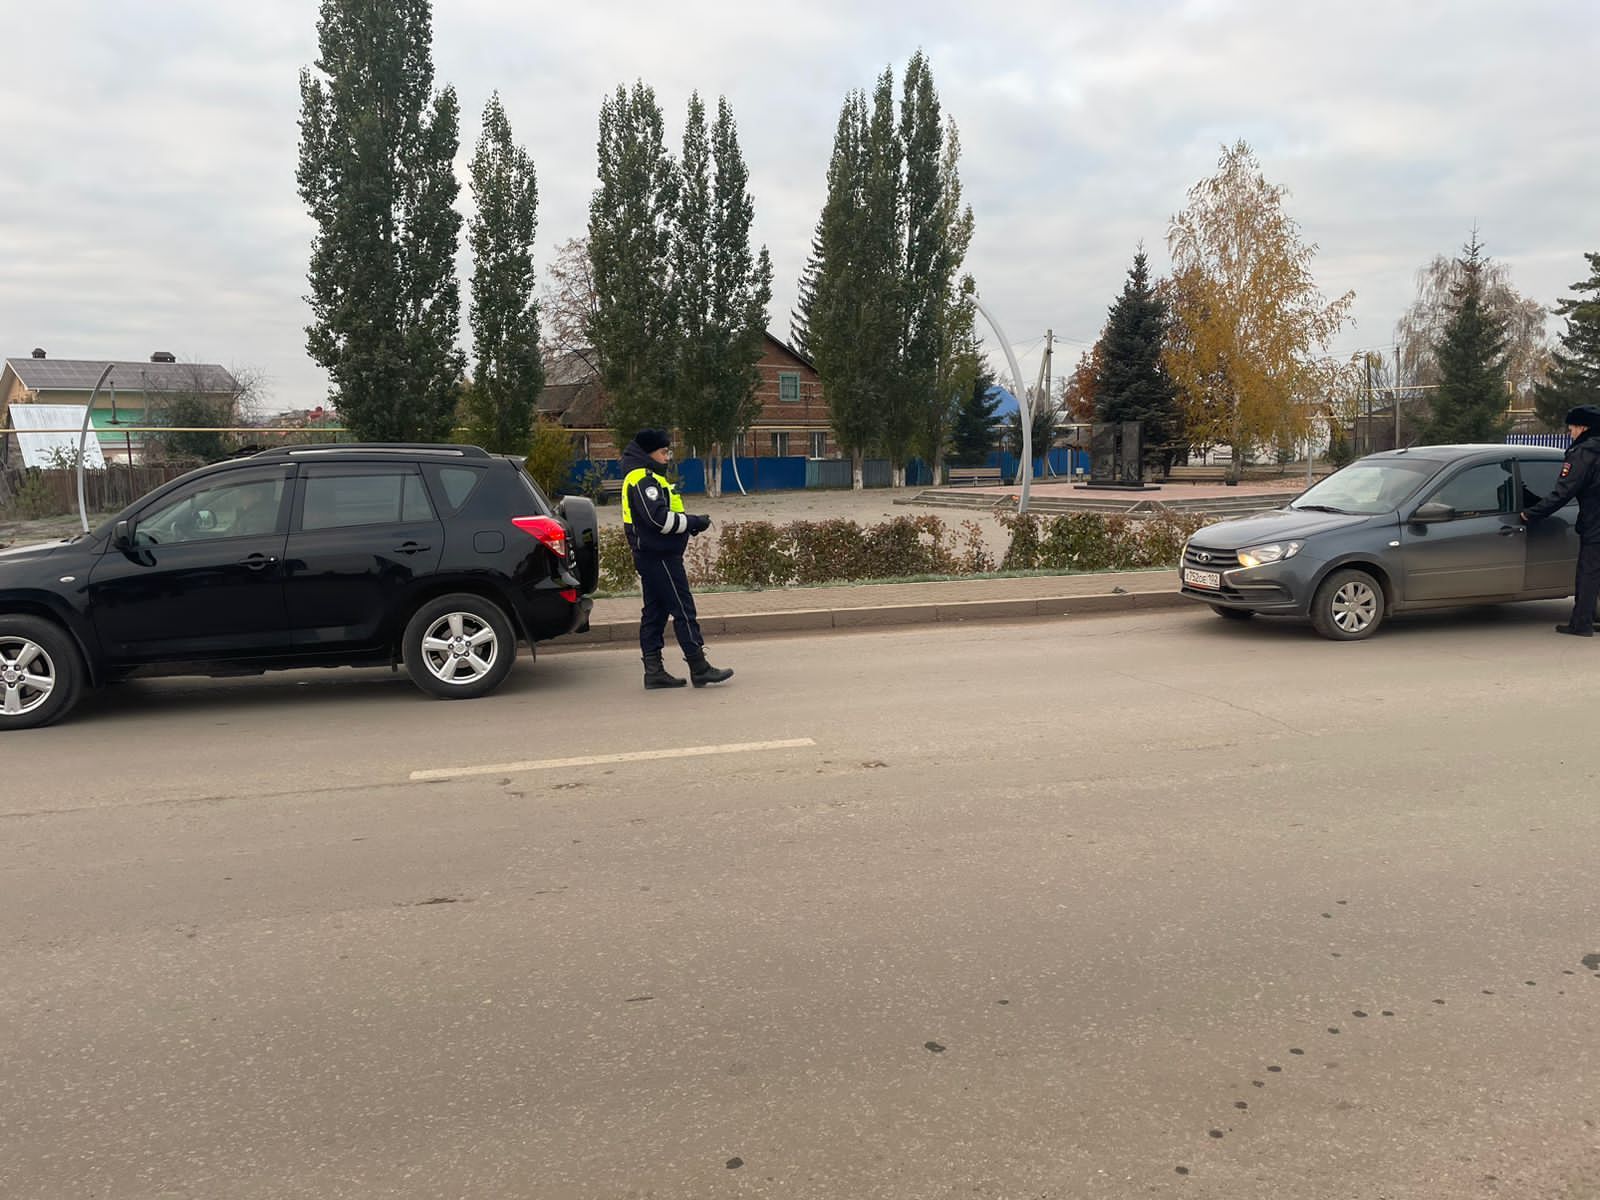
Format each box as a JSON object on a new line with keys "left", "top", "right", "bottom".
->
{"left": 0, "top": 444, "right": 599, "bottom": 729}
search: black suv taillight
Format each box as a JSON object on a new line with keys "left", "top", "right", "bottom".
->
{"left": 511, "top": 516, "right": 568, "bottom": 559}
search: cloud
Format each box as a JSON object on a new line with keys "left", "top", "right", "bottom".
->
{"left": 1, "top": 0, "right": 1595, "bottom": 407}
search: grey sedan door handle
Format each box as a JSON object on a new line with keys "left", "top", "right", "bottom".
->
{"left": 240, "top": 553, "right": 279, "bottom": 569}
{"left": 394, "top": 542, "right": 431, "bottom": 555}
{"left": 1498, "top": 525, "right": 1525, "bottom": 535}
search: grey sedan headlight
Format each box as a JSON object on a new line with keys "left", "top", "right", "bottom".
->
{"left": 1236, "top": 541, "right": 1303, "bottom": 569}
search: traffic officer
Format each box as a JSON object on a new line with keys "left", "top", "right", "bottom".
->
{"left": 1521, "top": 404, "right": 1600, "bottom": 637}
{"left": 619, "top": 429, "right": 735, "bottom": 688}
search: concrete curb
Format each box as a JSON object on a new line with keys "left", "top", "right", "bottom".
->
{"left": 548, "top": 588, "right": 1191, "bottom": 651}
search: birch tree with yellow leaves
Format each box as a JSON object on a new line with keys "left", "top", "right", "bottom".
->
{"left": 1164, "top": 142, "right": 1353, "bottom": 480}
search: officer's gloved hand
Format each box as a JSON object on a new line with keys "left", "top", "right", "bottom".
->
{"left": 687, "top": 514, "right": 712, "bottom": 535}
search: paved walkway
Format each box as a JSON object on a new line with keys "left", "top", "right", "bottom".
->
{"left": 566, "top": 568, "right": 1187, "bottom": 648}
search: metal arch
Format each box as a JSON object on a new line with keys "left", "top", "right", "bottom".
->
{"left": 970, "top": 297, "right": 1032, "bottom": 515}
{"left": 75, "top": 363, "right": 116, "bottom": 534}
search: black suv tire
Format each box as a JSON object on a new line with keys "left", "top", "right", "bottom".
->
{"left": 1310, "top": 568, "right": 1385, "bottom": 640}
{"left": 401, "top": 593, "right": 519, "bottom": 700}
{"left": 0, "top": 616, "right": 85, "bottom": 731}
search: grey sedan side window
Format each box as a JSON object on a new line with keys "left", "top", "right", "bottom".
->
{"left": 1425, "top": 461, "right": 1516, "bottom": 518}
{"left": 1519, "top": 460, "right": 1562, "bottom": 509}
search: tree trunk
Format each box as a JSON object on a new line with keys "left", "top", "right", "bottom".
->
{"left": 891, "top": 463, "right": 906, "bottom": 488}
{"left": 851, "top": 447, "right": 864, "bottom": 491}
{"left": 704, "top": 452, "right": 721, "bottom": 499}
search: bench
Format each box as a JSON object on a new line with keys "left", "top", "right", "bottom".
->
{"left": 947, "top": 466, "right": 1003, "bottom": 487}
{"left": 597, "top": 478, "right": 625, "bottom": 503}
{"left": 1163, "top": 465, "right": 1230, "bottom": 483}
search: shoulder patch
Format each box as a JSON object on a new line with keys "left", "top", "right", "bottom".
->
{"left": 645, "top": 485, "right": 661, "bottom": 500}
{"left": 1561, "top": 463, "right": 1572, "bottom": 478}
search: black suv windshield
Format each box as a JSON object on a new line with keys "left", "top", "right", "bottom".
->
{"left": 1291, "top": 458, "right": 1436, "bottom": 515}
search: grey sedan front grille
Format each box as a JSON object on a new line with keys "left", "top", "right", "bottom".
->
{"left": 1183, "top": 545, "right": 1237, "bottom": 569}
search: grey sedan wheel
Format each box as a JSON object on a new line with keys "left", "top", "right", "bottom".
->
{"left": 402, "top": 594, "right": 518, "bottom": 700}
{"left": 1311, "top": 569, "right": 1385, "bottom": 640}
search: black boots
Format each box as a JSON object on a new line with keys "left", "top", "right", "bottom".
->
{"left": 642, "top": 652, "right": 687, "bottom": 689}
{"left": 643, "top": 652, "right": 732, "bottom": 689}
{"left": 687, "top": 655, "right": 734, "bottom": 687}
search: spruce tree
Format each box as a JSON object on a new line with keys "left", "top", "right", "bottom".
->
{"left": 1093, "top": 250, "right": 1182, "bottom": 469}
{"left": 298, "top": 0, "right": 465, "bottom": 442}
{"left": 948, "top": 367, "right": 999, "bottom": 465}
{"left": 1533, "top": 251, "right": 1600, "bottom": 430}
{"left": 465, "top": 92, "right": 542, "bottom": 455}
{"left": 588, "top": 81, "right": 679, "bottom": 450}
{"left": 1421, "top": 235, "right": 1512, "bottom": 444}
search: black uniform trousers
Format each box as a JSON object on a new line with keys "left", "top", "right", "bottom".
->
{"left": 1572, "top": 539, "right": 1600, "bottom": 635}
{"left": 633, "top": 550, "right": 705, "bottom": 657}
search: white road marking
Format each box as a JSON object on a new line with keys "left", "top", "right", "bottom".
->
{"left": 409, "top": 738, "right": 817, "bottom": 783}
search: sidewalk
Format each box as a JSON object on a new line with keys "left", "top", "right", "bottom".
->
{"left": 557, "top": 569, "right": 1187, "bottom": 649}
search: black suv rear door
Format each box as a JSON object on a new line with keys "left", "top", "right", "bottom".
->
{"left": 88, "top": 465, "right": 295, "bottom": 662}
{"left": 283, "top": 463, "right": 444, "bottom": 650}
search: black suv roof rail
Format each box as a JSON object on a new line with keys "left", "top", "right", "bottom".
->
{"left": 250, "top": 443, "right": 492, "bottom": 460}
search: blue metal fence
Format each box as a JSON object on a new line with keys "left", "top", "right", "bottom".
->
{"left": 562, "top": 446, "right": 1090, "bottom": 497}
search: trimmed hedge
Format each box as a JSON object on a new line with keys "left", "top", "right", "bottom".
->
{"left": 1000, "top": 510, "right": 1210, "bottom": 572}
{"left": 594, "top": 510, "right": 1205, "bottom": 593}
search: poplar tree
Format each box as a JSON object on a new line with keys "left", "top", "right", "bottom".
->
{"left": 588, "top": 81, "right": 679, "bottom": 450}
{"left": 298, "top": 0, "right": 465, "bottom": 441}
{"left": 465, "top": 92, "right": 542, "bottom": 454}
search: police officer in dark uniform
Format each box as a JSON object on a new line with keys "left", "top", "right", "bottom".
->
{"left": 619, "top": 429, "right": 735, "bottom": 688}
{"left": 1521, "top": 404, "right": 1600, "bottom": 637}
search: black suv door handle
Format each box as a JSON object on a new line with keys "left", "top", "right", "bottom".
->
{"left": 394, "top": 541, "right": 431, "bottom": 555}
{"left": 1498, "top": 525, "right": 1525, "bottom": 536}
{"left": 240, "top": 553, "right": 279, "bottom": 569}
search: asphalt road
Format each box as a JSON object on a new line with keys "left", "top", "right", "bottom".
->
{"left": 5, "top": 601, "right": 1600, "bottom": 1199}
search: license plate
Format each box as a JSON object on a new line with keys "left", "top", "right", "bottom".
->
{"left": 1183, "top": 567, "right": 1222, "bottom": 590}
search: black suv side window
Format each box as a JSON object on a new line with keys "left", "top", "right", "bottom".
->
{"left": 134, "top": 473, "right": 288, "bottom": 545}
{"left": 1426, "top": 460, "right": 1516, "bottom": 517}
{"left": 435, "top": 466, "right": 482, "bottom": 512}
{"left": 301, "top": 470, "right": 435, "bottom": 531}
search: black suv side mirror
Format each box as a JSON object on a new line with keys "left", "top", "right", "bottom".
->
{"left": 113, "top": 520, "right": 134, "bottom": 549}
{"left": 1410, "top": 502, "right": 1454, "bottom": 524}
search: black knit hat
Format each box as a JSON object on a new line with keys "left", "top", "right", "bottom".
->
{"left": 1565, "top": 405, "right": 1600, "bottom": 430}
{"left": 633, "top": 428, "right": 671, "bottom": 453}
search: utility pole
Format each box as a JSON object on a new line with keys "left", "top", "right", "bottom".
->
{"left": 1364, "top": 353, "right": 1373, "bottom": 457}
{"left": 1032, "top": 330, "right": 1055, "bottom": 476}
{"left": 1393, "top": 342, "right": 1401, "bottom": 449}
{"left": 1043, "top": 330, "right": 1053, "bottom": 476}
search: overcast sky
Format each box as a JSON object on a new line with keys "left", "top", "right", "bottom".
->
{"left": 2, "top": 0, "right": 1596, "bottom": 412}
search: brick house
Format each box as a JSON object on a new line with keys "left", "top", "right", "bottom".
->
{"left": 539, "top": 333, "right": 832, "bottom": 460}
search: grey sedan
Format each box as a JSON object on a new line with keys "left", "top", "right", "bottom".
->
{"left": 1180, "top": 444, "right": 1584, "bottom": 639}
